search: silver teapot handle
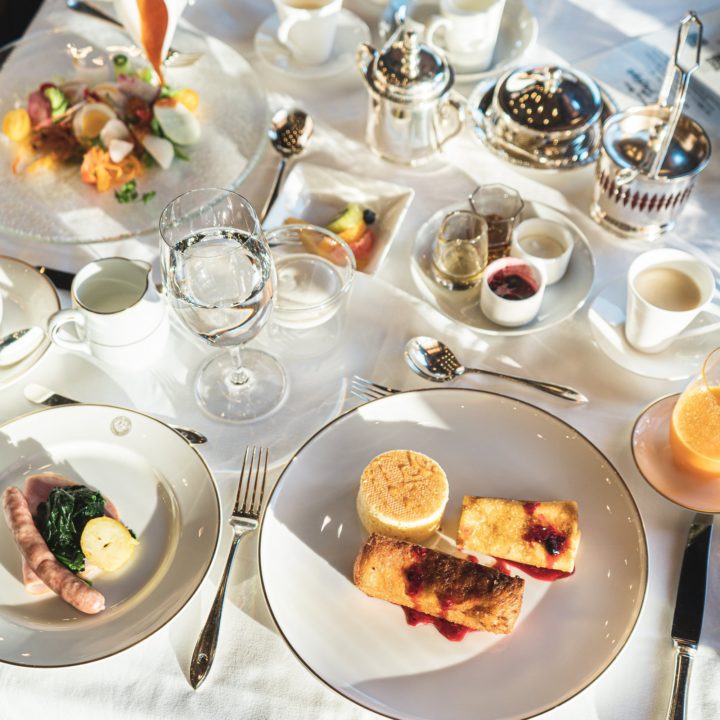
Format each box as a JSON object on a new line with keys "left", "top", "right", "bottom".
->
{"left": 437, "top": 91, "right": 466, "bottom": 148}
{"left": 356, "top": 43, "right": 379, "bottom": 80}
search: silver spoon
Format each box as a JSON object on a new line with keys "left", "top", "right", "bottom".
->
{"left": 0, "top": 326, "right": 44, "bottom": 367}
{"left": 404, "top": 336, "right": 588, "bottom": 403}
{"left": 66, "top": 0, "right": 203, "bottom": 68}
{"left": 259, "top": 109, "right": 314, "bottom": 223}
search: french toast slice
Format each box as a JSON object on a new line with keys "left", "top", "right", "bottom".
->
{"left": 457, "top": 497, "right": 581, "bottom": 573}
{"left": 353, "top": 533, "right": 524, "bottom": 634}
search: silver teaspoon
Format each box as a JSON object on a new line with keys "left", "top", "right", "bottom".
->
{"left": 259, "top": 109, "right": 314, "bottom": 223}
{"left": 0, "top": 326, "right": 44, "bottom": 367}
{"left": 404, "top": 336, "right": 588, "bottom": 403}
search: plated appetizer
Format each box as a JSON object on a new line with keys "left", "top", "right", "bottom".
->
{"left": 2, "top": 472, "right": 138, "bottom": 614}
{"left": 2, "top": 53, "right": 200, "bottom": 199}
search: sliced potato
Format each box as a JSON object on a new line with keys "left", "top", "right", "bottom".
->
{"left": 80, "top": 517, "right": 139, "bottom": 572}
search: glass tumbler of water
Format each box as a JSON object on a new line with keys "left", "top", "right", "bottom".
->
{"left": 159, "top": 188, "right": 286, "bottom": 422}
{"left": 431, "top": 210, "right": 488, "bottom": 290}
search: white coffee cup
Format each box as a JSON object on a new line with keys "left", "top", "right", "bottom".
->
{"left": 47, "top": 257, "right": 168, "bottom": 368}
{"left": 480, "top": 256, "right": 545, "bottom": 327}
{"left": 426, "top": 0, "right": 506, "bottom": 72}
{"left": 273, "top": 0, "right": 343, "bottom": 66}
{"left": 625, "top": 249, "right": 720, "bottom": 354}
{"left": 510, "top": 218, "right": 574, "bottom": 286}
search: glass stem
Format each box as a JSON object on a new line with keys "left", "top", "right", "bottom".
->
{"left": 228, "top": 346, "right": 250, "bottom": 387}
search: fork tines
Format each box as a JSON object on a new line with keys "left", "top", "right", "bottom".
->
{"left": 235, "top": 446, "right": 269, "bottom": 516}
{"left": 350, "top": 375, "right": 397, "bottom": 403}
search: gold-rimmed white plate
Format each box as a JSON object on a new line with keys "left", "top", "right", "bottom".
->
{"left": 259, "top": 388, "right": 647, "bottom": 720}
{"left": 0, "top": 404, "right": 220, "bottom": 667}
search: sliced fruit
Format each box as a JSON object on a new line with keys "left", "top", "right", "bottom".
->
{"left": 337, "top": 219, "right": 367, "bottom": 244}
{"left": 80, "top": 516, "right": 139, "bottom": 572}
{"left": 327, "top": 203, "right": 363, "bottom": 234}
{"left": 347, "top": 227, "right": 376, "bottom": 270}
{"left": 283, "top": 216, "right": 306, "bottom": 225}
{"left": 175, "top": 88, "right": 200, "bottom": 112}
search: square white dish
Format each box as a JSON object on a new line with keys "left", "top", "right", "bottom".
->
{"left": 263, "top": 162, "right": 414, "bottom": 274}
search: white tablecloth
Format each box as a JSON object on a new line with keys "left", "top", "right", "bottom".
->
{"left": 2, "top": 1, "right": 720, "bottom": 719}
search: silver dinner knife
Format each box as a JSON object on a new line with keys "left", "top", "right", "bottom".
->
{"left": 23, "top": 384, "right": 208, "bottom": 445}
{"left": 665, "top": 513, "right": 714, "bottom": 720}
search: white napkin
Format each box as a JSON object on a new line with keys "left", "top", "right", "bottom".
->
{"left": 112, "top": 0, "right": 188, "bottom": 61}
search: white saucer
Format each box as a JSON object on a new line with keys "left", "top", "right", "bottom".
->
{"left": 411, "top": 0, "right": 537, "bottom": 82}
{"left": 632, "top": 393, "right": 720, "bottom": 513}
{"left": 411, "top": 199, "right": 595, "bottom": 336}
{"left": 254, "top": 10, "right": 370, "bottom": 79}
{"left": 0, "top": 256, "right": 60, "bottom": 389}
{"left": 588, "top": 280, "right": 717, "bottom": 381}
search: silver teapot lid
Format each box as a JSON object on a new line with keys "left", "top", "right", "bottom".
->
{"left": 496, "top": 66, "right": 603, "bottom": 132}
{"left": 371, "top": 26, "right": 452, "bottom": 102}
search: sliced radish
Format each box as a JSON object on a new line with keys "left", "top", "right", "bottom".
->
{"left": 100, "top": 119, "right": 131, "bottom": 147}
{"left": 108, "top": 139, "right": 134, "bottom": 163}
{"left": 141, "top": 134, "right": 174, "bottom": 169}
{"left": 154, "top": 103, "right": 201, "bottom": 146}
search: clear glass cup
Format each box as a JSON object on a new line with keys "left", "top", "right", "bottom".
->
{"left": 160, "top": 188, "right": 286, "bottom": 423}
{"left": 468, "top": 184, "right": 525, "bottom": 263}
{"left": 431, "top": 210, "right": 489, "bottom": 290}
{"left": 670, "top": 347, "right": 720, "bottom": 477}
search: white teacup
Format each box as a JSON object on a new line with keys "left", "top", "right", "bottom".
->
{"left": 273, "top": 0, "right": 343, "bottom": 66}
{"left": 625, "top": 249, "right": 720, "bottom": 354}
{"left": 47, "top": 257, "right": 168, "bottom": 368}
{"left": 480, "top": 256, "right": 545, "bottom": 327}
{"left": 510, "top": 218, "right": 574, "bottom": 286}
{"left": 426, "top": 0, "right": 506, "bottom": 72}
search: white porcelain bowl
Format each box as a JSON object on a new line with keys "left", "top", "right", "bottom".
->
{"left": 480, "top": 256, "right": 545, "bottom": 327}
{"left": 511, "top": 217, "right": 574, "bottom": 285}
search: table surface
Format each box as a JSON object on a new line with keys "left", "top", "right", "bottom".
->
{"left": 1, "top": 1, "right": 720, "bottom": 719}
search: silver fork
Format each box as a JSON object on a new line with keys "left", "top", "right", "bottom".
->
{"left": 189, "top": 446, "right": 269, "bottom": 689}
{"left": 350, "top": 375, "right": 398, "bottom": 402}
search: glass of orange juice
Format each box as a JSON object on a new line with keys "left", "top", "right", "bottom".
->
{"left": 670, "top": 347, "right": 720, "bottom": 477}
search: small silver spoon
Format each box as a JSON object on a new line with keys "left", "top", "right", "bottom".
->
{"left": 0, "top": 326, "right": 44, "bottom": 367}
{"left": 404, "top": 336, "right": 588, "bottom": 403}
{"left": 259, "top": 109, "right": 314, "bottom": 223}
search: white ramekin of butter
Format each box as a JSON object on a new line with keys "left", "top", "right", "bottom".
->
{"left": 510, "top": 218, "right": 574, "bottom": 285}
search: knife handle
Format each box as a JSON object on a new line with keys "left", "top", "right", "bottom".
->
{"left": 666, "top": 640, "right": 696, "bottom": 720}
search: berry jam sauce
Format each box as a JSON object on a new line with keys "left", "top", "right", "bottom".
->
{"left": 401, "top": 607, "right": 474, "bottom": 641}
{"left": 523, "top": 524, "right": 568, "bottom": 556}
{"left": 492, "top": 557, "right": 574, "bottom": 582}
{"left": 488, "top": 266, "right": 538, "bottom": 300}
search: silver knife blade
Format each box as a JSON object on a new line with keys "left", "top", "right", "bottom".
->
{"left": 672, "top": 513, "right": 713, "bottom": 646}
{"left": 23, "top": 384, "right": 208, "bottom": 445}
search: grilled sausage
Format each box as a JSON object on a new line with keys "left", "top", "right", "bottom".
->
{"left": 2, "top": 486, "right": 106, "bottom": 614}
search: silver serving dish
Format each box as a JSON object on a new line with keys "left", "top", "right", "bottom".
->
{"left": 468, "top": 65, "right": 617, "bottom": 170}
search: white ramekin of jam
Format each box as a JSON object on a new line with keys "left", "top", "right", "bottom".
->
{"left": 480, "top": 256, "right": 546, "bottom": 327}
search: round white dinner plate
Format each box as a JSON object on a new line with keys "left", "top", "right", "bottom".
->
{"left": 0, "top": 404, "right": 220, "bottom": 667}
{"left": 411, "top": 200, "right": 595, "bottom": 336}
{"left": 254, "top": 10, "right": 370, "bottom": 79}
{"left": 0, "top": 256, "right": 59, "bottom": 389}
{"left": 412, "top": 0, "right": 537, "bottom": 83}
{"left": 589, "top": 280, "right": 717, "bottom": 381}
{"left": 259, "top": 389, "right": 648, "bottom": 720}
{"left": 632, "top": 393, "right": 720, "bottom": 513}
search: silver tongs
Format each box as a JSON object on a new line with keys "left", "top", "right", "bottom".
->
{"left": 646, "top": 12, "right": 703, "bottom": 179}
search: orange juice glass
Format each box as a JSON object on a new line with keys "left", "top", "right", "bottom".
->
{"left": 670, "top": 347, "right": 720, "bottom": 477}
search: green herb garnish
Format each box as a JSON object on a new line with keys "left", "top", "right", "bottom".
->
{"left": 173, "top": 144, "right": 190, "bottom": 161}
{"left": 115, "top": 180, "right": 139, "bottom": 204}
{"left": 141, "top": 151, "right": 156, "bottom": 168}
{"left": 113, "top": 53, "right": 132, "bottom": 78}
{"left": 34, "top": 486, "right": 106, "bottom": 573}
{"left": 141, "top": 190, "right": 156, "bottom": 204}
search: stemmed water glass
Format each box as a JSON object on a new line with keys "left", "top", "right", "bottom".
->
{"left": 160, "top": 188, "right": 286, "bottom": 422}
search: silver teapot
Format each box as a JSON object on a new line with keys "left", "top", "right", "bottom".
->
{"left": 356, "top": 20, "right": 464, "bottom": 166}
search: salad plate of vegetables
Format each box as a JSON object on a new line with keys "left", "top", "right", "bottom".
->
{"left": 0, "top": 15, "right": 268, "bottom": 244}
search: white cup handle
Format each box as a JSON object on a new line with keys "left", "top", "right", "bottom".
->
{"left": 47, "top": 309, "right": 90, "bottom": 354}
{"left": 676, "top": 303, "right": 720, "bottom": 340}
{"left": 425, "top": 16, "right": 450, "bottom": 50}
{"left": 277, "top": 13, "right": 308, "bottom": 46}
